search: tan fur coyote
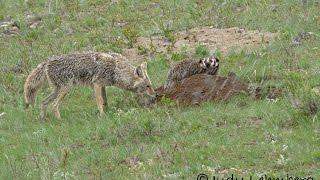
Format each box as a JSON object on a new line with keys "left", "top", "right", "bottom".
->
{"left": 24, "top": 51, "right": 156, "bottom": 121}
{"left": 164, "top": 55, "right": 219, "bottom": 90}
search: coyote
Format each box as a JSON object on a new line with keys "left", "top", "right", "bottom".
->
{"left": 24, "top": 52, "right": 156, "bottom": 121}
{"left": 164, "top": 55, "right": 219, "bottom": 90}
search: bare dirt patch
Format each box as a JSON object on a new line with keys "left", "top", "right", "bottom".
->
{"left": 156, "top": 72, "right": 283, "bottom": 105}
{"left": 156, "top": 73, "right": 250, "bottom": 105}
{"left": 123, "top": 26, "right": 277, "bottom": 62}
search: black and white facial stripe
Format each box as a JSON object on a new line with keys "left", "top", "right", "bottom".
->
{"left": 202, "top": 56, "right": 219, "bottom": 69}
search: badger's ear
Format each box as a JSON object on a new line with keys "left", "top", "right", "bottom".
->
{"left": 199, "top": 58, "right": 206, "bottom": 68}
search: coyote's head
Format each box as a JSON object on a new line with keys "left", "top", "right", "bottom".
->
{"left": 130, "top": 62, "right": 156, "bottom": 106}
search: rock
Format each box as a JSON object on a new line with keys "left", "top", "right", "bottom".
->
{"left": 26, "top": 15, "right": 42, "bottom": 28}
{"left": 312, "top": 87, "right": 320, "bottom": 96}
{"left": 289, "top": 31, "right": 314, "bottom": 47}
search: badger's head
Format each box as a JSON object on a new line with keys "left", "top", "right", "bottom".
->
{"left": 199, "top": 56, "right": 220, "bottom": 75}
{"left": 205, "top": 56, "right": 219, "bottom": 68}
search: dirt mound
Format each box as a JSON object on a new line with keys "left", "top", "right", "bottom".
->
{"left": 156, "top": 73, "right": 250, "bottom": 105}
{"left": 123, "top": 26, "right": 277, "bottom": 62}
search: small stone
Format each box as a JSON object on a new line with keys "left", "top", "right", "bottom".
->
{"left": 237, "top": 28, "right": 245, "bottom": 33}
{"left": 312, "top": 87, "right": 320, "bottom": 95}
{"left": 271, "top": 4, "right": 277, "bottom": 12}
{"left": 26, "top": 15, "right": 42, "bottom": 28}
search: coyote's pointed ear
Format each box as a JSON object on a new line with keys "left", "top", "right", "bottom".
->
{"left": 135, "top": 62, "right": 149, "bottom": 78}
{"left": 135, "top": 65, "right": 144, "bottom": 78}
{"left": 140, "top": 62, "right": 147, "bottom": 71}
{"left": 141, "top": 62, "right": 149, "bottom": 77}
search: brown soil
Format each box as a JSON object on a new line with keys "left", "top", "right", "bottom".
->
{"left": 156, "top": 72, "right": 250, "bottom": 105}
{"left": 155, "top": 72, "right": 284, "bottom": 105}
{"left": 123, "top": 26, "right": 277, "bottom": 62}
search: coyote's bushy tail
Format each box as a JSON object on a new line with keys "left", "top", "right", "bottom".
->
{"left": 24, "top": 62, "right": 47, "bottom": 108}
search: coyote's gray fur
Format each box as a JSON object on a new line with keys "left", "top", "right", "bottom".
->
{"left": 24, "top": 51, "right": 156, "bottom": 121}
{"left": 164, "top": 56, "right": 219, "bottom": 90}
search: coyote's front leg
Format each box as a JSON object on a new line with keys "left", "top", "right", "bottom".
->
{"left": 93, "top": 83, "right": 107, "bottom": 116}
{"left": 52, "top": 86, "right": 70, "bottom": 119}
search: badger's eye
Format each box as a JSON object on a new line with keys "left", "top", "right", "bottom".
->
{"left": 146, "top": 85, "right": 150, "bottom": 88}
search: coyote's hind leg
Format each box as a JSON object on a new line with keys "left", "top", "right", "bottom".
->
{"left": 93, "top": 84, "right": 107, "bottom": 116}
{"left": 52, "top": 86, "right": 70, "bottom": 119}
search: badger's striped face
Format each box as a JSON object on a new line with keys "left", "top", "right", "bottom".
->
{"left": 200, "top": 56, "right": 219, "bottom": 69}
{"left": 206, "top": 56, "right": 219, "bottom": 68}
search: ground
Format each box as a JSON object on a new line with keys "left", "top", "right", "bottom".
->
{"left": 156, "top": 73, "right": 251, "bottom": 105}
{"left": 0, "top": 1, "right": 319, "bottom": 179}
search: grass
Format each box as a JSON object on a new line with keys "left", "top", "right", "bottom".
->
{"left": 0, "top": 0, "right": 319, "bottom": 179}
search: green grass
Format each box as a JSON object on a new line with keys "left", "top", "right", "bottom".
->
{"left": 0, "top": 0, "right": 319, "bottom": 179}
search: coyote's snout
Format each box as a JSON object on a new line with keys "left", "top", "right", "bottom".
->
{"left": 24, "top": 52, "right": 156, "bottom": 121}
